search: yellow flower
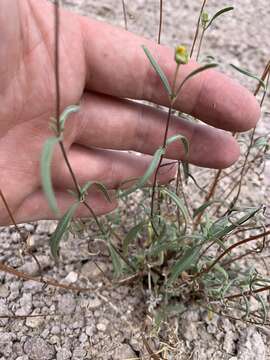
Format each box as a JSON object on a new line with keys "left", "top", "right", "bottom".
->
{"left": 175, "top": 45, "right": 189, "bottom": 65}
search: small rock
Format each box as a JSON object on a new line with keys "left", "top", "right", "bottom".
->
{"left": 113, "top": 343, "right": 136, "bottom": 360}
{"left": 36, "top": 221, "right": 57, "bottom": 234}
{"left": 81, "top": 261, "right": 107, "bottom": 279}
{"left": 49, "top": 335, "right": 61, "bottom": 345}
{"left": 24, "top": 337, "right": 56, "bottom": 360}
{"left": 181, "top": 310, "right": 199, "bottom": 341}
{"left": 237, "top": 328, "right": 265, "bottom": 360}
{"left": 23, "top": 280, "right": 43, "bottom": 292}
{"left": 85, "top": 325, "right": 95, "bottom": 337}
{"left": 72, "top": 348, "right": 86, "bottom": 359}
{"left": 63, "top": 271, "right": 78, "bottom": 284}
{"left": 96, "top": 319, "right": 109, "bottom": 333}
{"left": 87, "top": 295, "right": 101, "bottom": 310}
{"left": 18, "top": 255, "right": 51, "bottom": 276}
{"left": 0, "top": 332, "right": 13, "bottom": 346}
{"left": 56, "top": 348, "right": 72, "bottom": 360}
{"left": 58, "top": 294, "right": 76, "bottom": 315}
{"left": 26, "top": 314, "right": 44, "bottom": 329}
{"left": 0, "top": 284, "right": 9, "bottom": 298}
{"left": 51, "top": 325, "right": 61, "bottom": 335}
{"left": 41, "top": 329, "right": 50, "bottom": 339}
{"left": 23, "top": 223, "right": 35, "bottom": 232}
{"left": 15, "top": 293, "right": 32, "bottom": 316}
{"left": 79, "top": 333, "right": 88, "bottom": 343}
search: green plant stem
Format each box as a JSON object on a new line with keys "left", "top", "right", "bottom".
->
{"left": 53, "top": 1, "right": 107, "bottom": 235}
{"left": 158, "top": 0, "right": 163, "bottom": 44}
{"left": 150, "top": 64, "right": 180, "bottom": 219}
{"left": 150, "top": 105, "right": 173, "bottom": 219}
{"left": 196, "top": 28, "right": 206, "bottom": 61}
{"left": 190, "top": 0, "right": 208, "bottom": 58}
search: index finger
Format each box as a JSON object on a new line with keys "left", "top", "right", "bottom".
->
{"left": 80, "top": 18, "right": 260, "bottom": 132}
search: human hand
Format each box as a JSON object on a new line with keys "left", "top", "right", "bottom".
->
{"left": 0, "top": 0, "right": 260, "bottom": 224}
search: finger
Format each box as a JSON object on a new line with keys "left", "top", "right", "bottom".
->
{"left": 53, "top": 145, "right": 176, "bottom": 190}
{"left": 79, "top": 18, "right": 260, "bottom": 131}
{"left": 13, "top": 189, "right": 118, "bottom": 224}
{"left": 74, "top": 92, "right": 240, "bottom": 169}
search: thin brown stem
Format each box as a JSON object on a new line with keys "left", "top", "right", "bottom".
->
{"left": 0, "top": 190, "right": 22, "bottom": 235}
{"left": 225, "top": 284, "right": 270, "bottom": 301}
{"left": 121, "top": 0, "right": 128, "bottom": 31}
{"left": 193, "top": 169, "right": 221, "bottom": 229}
{"left": 223, "top": 59, "right": 270, "bottom": 211}
{"left": 54, "top": 0, "right": 61, "bottom": 134}
{"left": 158, "top": 0, "right": 163, "bottom": 44}
{"left": 196, "top": 229, "right": 270, "bottom": 278}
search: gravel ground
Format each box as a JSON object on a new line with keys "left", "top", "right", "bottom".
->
{"left": 0, "top": 1, "right": 270, "bottom": 359}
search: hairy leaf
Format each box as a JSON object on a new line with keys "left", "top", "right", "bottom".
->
{"left": 108, "top": 242, "right": 124, "bottom": 278}
{"left": 123, "top": 221, "right": 145, "bottom": 256}
{"left": 175, "top": 63, "right": 218, "bottom": 99}
{"left": 59, "top": 105, "right": 80, "bottom": 133}
{"left": 142, "top": 45, "right": 172, "bottom": 96}
{"left": 80, "top": 181, "right": 111, "bottom": 202}
{"left": 193, "top": 200, "right": 222, "bottom": 218}
{"left": 205, "top": 7, "right": 234, "bottom": 30}
{"left": 168, "top": 246, "right": 200, "bottom": 284}
{"left": 41, "top": 137, "right": 60, "bottom": 215}
{"left": 230, "top": 64, "right": 266, "bottom": 90}
{"left": 161, "top": 188, "right": 189, "bottom": 233}
{"left": 50, "top": 202, "right": 79, "bottom": 259}
{"left": 120, "top": 147, "right": 165, "bottom": 197}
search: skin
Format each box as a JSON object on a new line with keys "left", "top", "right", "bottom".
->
{"left": 0, "top": 0, "right": 260, "bottom": 225}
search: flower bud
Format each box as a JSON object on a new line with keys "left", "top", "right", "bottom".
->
{"left": 175, "top": 45, "right": 189, "bottom": 65}
{"left": 201, "top": 12, "right": 209, "bottom": 28}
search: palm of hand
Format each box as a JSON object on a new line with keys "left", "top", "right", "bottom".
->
{"left": 0, "top": 0, "right": 260, "bottom": 225}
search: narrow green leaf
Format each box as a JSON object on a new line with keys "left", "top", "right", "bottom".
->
{"left": 119, "top": 147, "right": 165, "bottom": 197}
{"left": 161, "top": 188, "right": 189, "bottom": 233}
{"left": 193, "top": 200, "right": 222, "bottom": 218}
{"left": 80, "top": 181, "right": 111, "bottom": 202}
{"left": 175, "top": 63, "right": 218, "bottom": 99}
{"left": 166, "top": 134, "right": 190, "bottom": 181}
{"left": 168, "top": 246, "right": 200, "bottom": 285}
{"left": 213, "top": 263, "right": 229, "bottom": 282}
{"left": 41, "top": 137, "right": 60, "bottom": 215}
{"left": 205, "top": 7, "right": 234, "bottom": 30}
{"left": 253, "top": 136, "right": 269, "bottom": 149}
{"left": 123, "top": 221, "right": 145, "bottom": 256}
{"left": 208, "top": 207, "right": 260, "bottom": 240}
{"left": 59, "top": 105, "right": 80, "bottom": 133}
{"left": 255, "top": 294, "right": 267, "bottom": 325}
{"left": 50, "top": 202, "right": 79, "bottom": 259}
{"left": 242, "top": 293, "right": 251, "bottom": 320}
{"left": 108, "top": 242, "right": 124, "bottom": 278}
{"left": 166, "top": 134, "right": 189, "bottom": 157}
{"left": 142, "top": 45, "right": 172, "bottom": 96}
{"left": 230, "top": 64, "right": 266, "bottom": 90}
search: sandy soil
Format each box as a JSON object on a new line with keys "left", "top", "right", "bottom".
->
{"left": 0, "top": 1, "right": 269, "bottom": 359}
